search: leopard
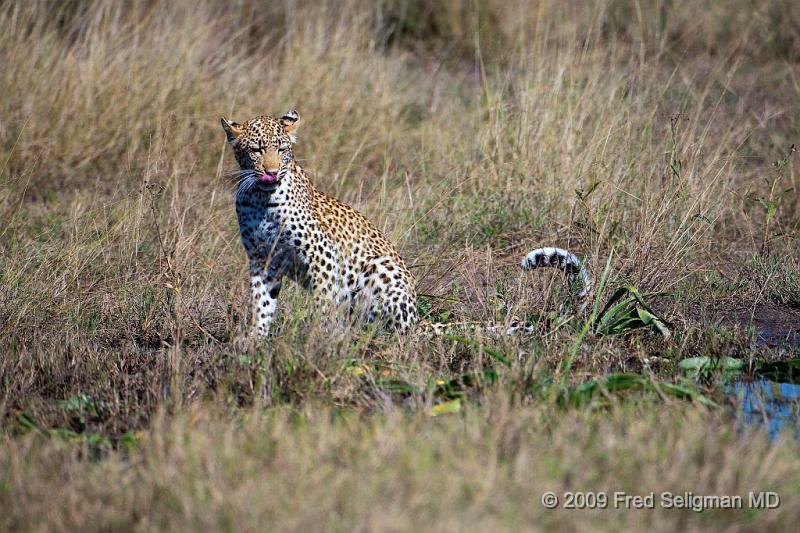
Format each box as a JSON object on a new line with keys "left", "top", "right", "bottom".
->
{"left": 221, "top": 110, "right": 590, "bottom": 337}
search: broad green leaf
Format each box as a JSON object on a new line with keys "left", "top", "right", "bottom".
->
{"left": 430, "top": 398, "right": 461, "bottom": 416}
{"left": 679, "top": 356, "right": 744, "bottom": 371}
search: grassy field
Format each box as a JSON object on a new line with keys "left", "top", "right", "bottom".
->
{"left": 1, "top": 0, "right": 799, "bottom": 530}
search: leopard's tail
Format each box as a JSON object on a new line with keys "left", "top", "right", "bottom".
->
{"left": 521, "top": 247, "right": 592, "bottom": 298}
{"left": 419, "top": 247, "right": 592, "bottom": 336}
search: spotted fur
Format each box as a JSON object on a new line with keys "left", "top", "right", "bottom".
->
{"left": 221, "top": 111, "right": 590, "bottom": 336}
{"left": 222, "top": 111, "right": 417, "bottom": 335}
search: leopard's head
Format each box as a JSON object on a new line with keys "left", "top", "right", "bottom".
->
{"left": 221, "top": 110, "right": 299, "bottom": 192}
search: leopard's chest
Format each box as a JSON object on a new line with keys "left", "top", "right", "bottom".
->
{"left": 234, "top": 185, "right": 380, "bottom": 308}
{"left": 236, "top": 191, "right": 313, "bottom": 275}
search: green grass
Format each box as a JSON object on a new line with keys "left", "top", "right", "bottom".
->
{"left": 1, "top": 0, "right": 800, "bottom": 530}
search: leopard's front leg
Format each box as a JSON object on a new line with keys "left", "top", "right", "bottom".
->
{"left": 249, "top": 258, "right": 282, "bottom": 337}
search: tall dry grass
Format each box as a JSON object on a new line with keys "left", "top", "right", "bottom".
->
{"left": 3, "top": 403, "right": 798, "bottom": 531}
{"left": 1, "top": 0, "right": 799, "bottom": 529}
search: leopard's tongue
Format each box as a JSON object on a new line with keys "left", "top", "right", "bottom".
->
{"left": 259, "top": 172, "right": 279, "bottom": 184}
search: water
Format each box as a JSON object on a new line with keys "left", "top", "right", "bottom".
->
{"left": 723, "top": 320, "right": 800, "bottom": 440}
{"left": 727, "top": 379, "right": 800, "bottom": 440}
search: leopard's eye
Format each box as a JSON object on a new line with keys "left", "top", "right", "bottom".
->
{"left": 250, "top": 145, "right": 263, "bottom": 154}
{"left": 278, "top": 144, "right": 290, "bottom": 153}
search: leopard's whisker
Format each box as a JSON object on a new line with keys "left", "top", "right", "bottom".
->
{"left": 235, "top": 173, "right": 259, "bottom": 199}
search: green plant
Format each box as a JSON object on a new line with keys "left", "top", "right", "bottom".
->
{"left": 58, "top": 393, "right": 99, "bottom": 428}
{"left": 593, "top": 285, "right": 671, "bottom": 337}
{"left": 754, "top": 145, "right": 797, "bottom": 254}
{"left": 556, "top": 373, "right": 714, "bottom": 408}
{"left": 678, "top": 356, "right": 745, "bottom": 380}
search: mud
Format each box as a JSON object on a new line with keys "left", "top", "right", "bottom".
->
{"left": 737, "top": 305, "right": 800, "bottom": 348}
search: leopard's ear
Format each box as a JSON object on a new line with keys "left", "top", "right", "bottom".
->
{"left": 220, "top": 117, "right": 242, "bottom": 142}
{"left": 280, "top": 109, "right": 299, "bottom": 141}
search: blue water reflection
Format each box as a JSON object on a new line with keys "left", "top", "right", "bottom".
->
{"left": 727, "top": 380, "right": 800, "bottom": 440}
